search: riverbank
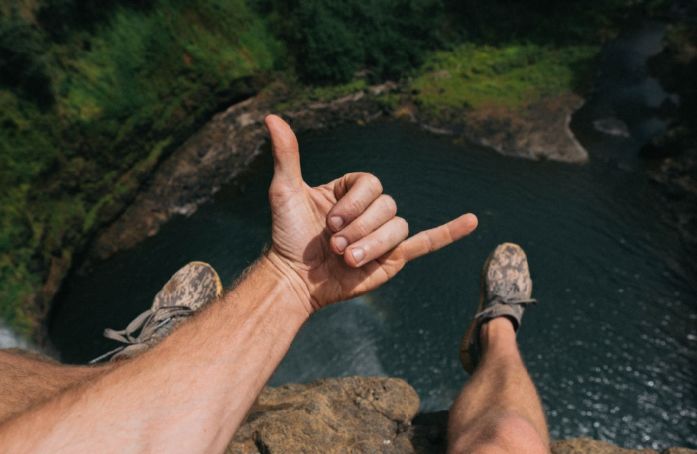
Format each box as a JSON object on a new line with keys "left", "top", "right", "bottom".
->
{"left": 4, "top": 49, "right": 595, "bottom": 342}
{"left": 4, "top": 2, "right": 695, "bottom": 452}
{"left": 643, "top": 15, "right": 697, "bottom": 257}
{"left": 51, "top": 116, "right": 697, "bottom": 446}
{"left": 1, "top": 0, "right": 658, "bottom": 342}
{"left": 86, "top": 74, "right": 591, "bottom": 265}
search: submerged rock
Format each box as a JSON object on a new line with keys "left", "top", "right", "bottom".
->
{"left": 593, "top": 117, "right": 631, "bottom": 138}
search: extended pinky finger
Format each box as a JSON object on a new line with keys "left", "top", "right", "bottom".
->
{"left": 397, "top": 213, "right": 478, "bottom": 262}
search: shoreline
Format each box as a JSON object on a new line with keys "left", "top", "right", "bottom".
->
{"left": 83, "top": 80, "right": 589, "bottom": 268}
{"left": 26, "top": 81, "right": 697, "bottom": 454}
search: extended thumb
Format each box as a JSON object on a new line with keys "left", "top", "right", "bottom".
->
{"left": 265, "top": 114, "right": 302, "bottom": 185}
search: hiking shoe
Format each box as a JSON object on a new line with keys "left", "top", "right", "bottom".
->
{"left": 90, "top": 261, "right": 223, "bottom": 363}
{"left": 459, "top": 243, "right": 537, "bottom": 374}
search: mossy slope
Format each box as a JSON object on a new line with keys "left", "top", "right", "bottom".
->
{"left": 0, "top": 0, "right": 280, "bottom": 334}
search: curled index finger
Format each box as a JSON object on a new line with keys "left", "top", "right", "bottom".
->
{"left": 396, "top": 213, "right": 478, "bottom": 262}
{"left": 326, "top": 173, "right": 383, "bottom": 232}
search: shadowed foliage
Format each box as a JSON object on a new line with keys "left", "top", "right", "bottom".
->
{"left": 0, "top": 0, "right": 672, "bottom": 337}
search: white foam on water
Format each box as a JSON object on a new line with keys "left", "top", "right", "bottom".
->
{"left": 0, "top": 319, "right": 34, "bottom": 350}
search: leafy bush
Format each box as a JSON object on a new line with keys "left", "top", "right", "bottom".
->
{"left": 37, "top": 0, "right": 156, "bottom": 38}
{"left": 0, "top": 0, "right": 282, "bottom": 335}
{"left": 269, "top": 0, "right": 445, "bottom": 84}
{"left": 0, "top": 15, "right": 53, "bottom": 104}
{"left": 447, "top": 0, "right": 672, "bottom": 44}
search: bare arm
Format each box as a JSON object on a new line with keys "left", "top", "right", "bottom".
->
{"left": 0, "top": 115, "right": 478, "bottom": 453}
{"left": 0, "top": 257, "right": 308, "bottom": 452}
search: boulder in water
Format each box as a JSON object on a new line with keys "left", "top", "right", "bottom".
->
{"left": 593, "top": 117, "right": 631, "bottom": 138}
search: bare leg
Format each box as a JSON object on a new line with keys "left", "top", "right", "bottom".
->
{"left": 0, "top": 349, "right": 111, "bottom": 422}
{"left": 448, "top": 318, "right": 549, "bottom": 453}
{"left": 0, "top": 261, "right": 223, "bottom": 422}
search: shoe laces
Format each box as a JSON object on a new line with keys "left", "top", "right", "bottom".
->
{"left": 89, "top": 305, "right": 193, "bottom": 364}
{"left": 475, "top": 296, "right": 538, "bottom": 320}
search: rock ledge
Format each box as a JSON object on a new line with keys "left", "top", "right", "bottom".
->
{"left": 226, "top": 376, "right": 695, "bottom": 454}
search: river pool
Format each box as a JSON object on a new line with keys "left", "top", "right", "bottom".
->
{"left": 49, "top": 22, "right": 696, "bottom": 450}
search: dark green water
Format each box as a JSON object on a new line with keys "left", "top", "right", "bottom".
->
{"left": 50, "top": 121, "right": 696, "bottom": 448}
{"left": 49, "top": 24, "right": 696, "bottom": 450}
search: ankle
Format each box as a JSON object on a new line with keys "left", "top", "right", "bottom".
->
{"left": 480, "top": 317, "right": 517, "bottom": 352}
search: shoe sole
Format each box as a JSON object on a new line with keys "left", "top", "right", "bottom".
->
{"left": 458, "top": 250, "right": 494, "bottom": 374}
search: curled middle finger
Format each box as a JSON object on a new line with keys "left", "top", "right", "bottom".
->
{"left": 330, "top": 194, "right": 398, "bottom": 254}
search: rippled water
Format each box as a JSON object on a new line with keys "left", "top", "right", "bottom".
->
{"left": 49, "top": 24, "right": 696, "bottom": 450}
{"left": 50, "top": 121, "right": 696, "bottom": 448}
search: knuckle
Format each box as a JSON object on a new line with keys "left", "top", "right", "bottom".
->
{"left": 346, "top": 197, "right": 364, "bottom": 214}
{"left": 268, "top": 184, "right": 287, "bottom": 201}
{"left": 349, "top": 222, "right": 369, "bottom": 239}
{"left": 381, "top": 194, "right": 397, "bottom": 214}
{"left": 395, "top": 216, "right": 409, "bottom": 233}
{"left": 364, "top": 173, "right": 383, "bottom": 193}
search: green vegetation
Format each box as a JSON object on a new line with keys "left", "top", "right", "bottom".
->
{"left": 449, "top": 0, "right": 671, "bottom": 44}
{"left": 0, "top": 0, "right": 280, "bottom": 333}
{"left": 411, "top": 44, "right": 598, "bottom": 114}
{"left": 273, "top": 78, "right": 369, "bottom": 112}
{"left": 266, "top": 0, "right": 445, "bottom": 84}
{"left": 0, "top": 0, "right": 674, "bottom": 337}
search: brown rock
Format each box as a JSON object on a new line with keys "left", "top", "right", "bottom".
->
{"left": 88, "top": 84, "right": 394, "bottom": 262}
{"left": 463, "top": 93, "right": 588, "bottom": 163}
{"left": 228, "top": 394, "right": 697, "bottom": 454}
{"left": 226, "top": 376, "right": 420, "bottom": 454}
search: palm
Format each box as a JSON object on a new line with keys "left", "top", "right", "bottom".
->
{"left": 264, "top": 115, "right": 478, "bottom": 311}
{"left": 270, "top": 182, "right": 403, "bottom": 308}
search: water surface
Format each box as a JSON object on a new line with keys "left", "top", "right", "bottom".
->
{"left": 50, "top": 120, "right": 696, "bottom": 449}
{"left": 49, "top": 22, "right": 696, "bottom": 450}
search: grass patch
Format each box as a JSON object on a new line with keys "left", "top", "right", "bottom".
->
{"left": 273, "top": 77, "right": 368, "bottom": 111}
{"left": 411, "top": 44, "right": 598, "bottom": 115}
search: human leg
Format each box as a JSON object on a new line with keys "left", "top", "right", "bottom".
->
{"left": 448, "top": 243, "right": 549, "bottom": 453}
{"left": 0, "top": 349, "right": 109, "bottom": 422}
{"left": 0, "top": 261, "right": 223, "bottom": 422}
{"left": 448, "top": 318, "right": 548, "bottom": 453}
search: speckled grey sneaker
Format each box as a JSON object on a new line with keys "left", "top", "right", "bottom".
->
{"left": 90, "top": 261, "right": 223, "bottom": 363}
{"left": 459, "top": 243, "right": 537, "bottom": 374}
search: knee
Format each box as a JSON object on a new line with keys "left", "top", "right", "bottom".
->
{"left": 450, "top": 413, "right": 548, "bottom": 454}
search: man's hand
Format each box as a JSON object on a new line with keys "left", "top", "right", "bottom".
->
{"left": 0, "top": 115, "right": 478, "bottom": 454}
{"left": 263, "top": 115, "right": 478, "bottom": 314}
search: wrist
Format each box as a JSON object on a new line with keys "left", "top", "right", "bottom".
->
{"left": 260, "top": 250, "right": 315, "bottom": 317}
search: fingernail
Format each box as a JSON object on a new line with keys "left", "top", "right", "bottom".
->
{"left": 351, "top": 248, "right": 365, "bottom": 263}
{"left": 334, "top": 236, "right": 348, "bottom": 252}
{"left": 329, "top": 216, "right": 343, "bottom": 230}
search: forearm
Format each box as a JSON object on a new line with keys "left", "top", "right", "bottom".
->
{"left": 0, "top": 256, "right": 309, "bottom": 453}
